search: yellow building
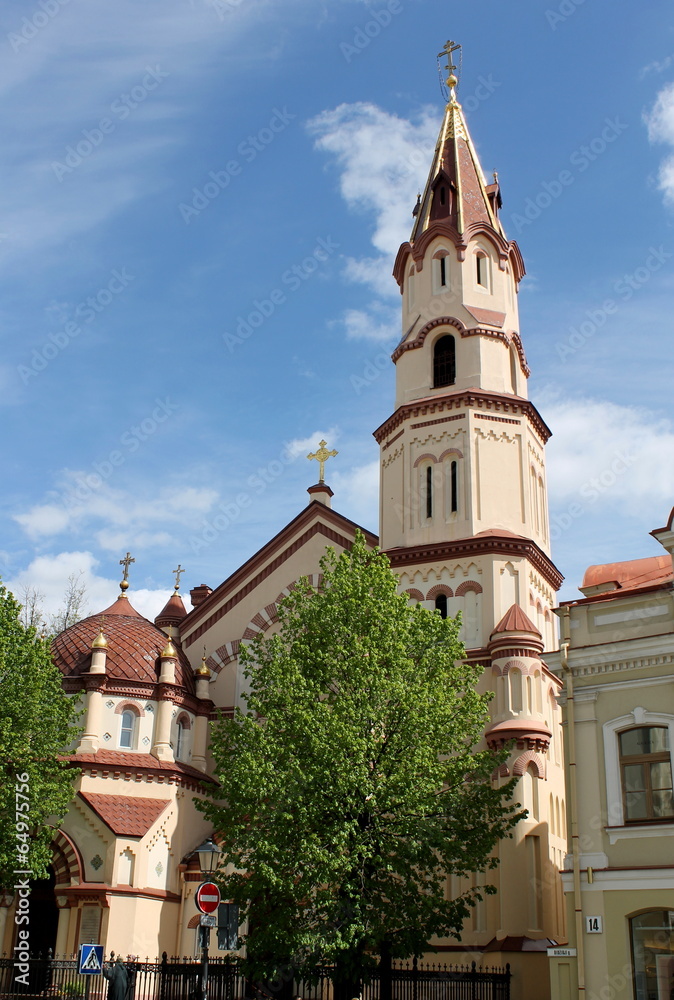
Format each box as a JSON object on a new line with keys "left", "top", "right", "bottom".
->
{"left": 546, "top": 508, "right": 674, "bottom": 999}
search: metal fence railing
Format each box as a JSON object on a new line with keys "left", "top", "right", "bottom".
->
{"left": 0, "top": 954, "right": 510, "bottom": 1000}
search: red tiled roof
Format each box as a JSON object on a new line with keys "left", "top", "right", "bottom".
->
{"left": 155, "top": 592, "right": 187, "bottom": 627}
{"left": 581, "top": 554, "right": 673, "bottom": 595}
{"left": 492, "top": 603, "right": 541, "bottom": 637}
{"left": 52, "top": 597, "right": 195, "bottom": 693}
{"left": 79, "top": 791, "right": 170, "bottom": 837}
{"left": 71, "top": 749, "right": 212, "bottom": 783}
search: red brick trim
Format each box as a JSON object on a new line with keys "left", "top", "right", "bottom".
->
{"left": 114, "top": 701, "right": 145, "bottom": 717}
{"left": 438, "top": 448, "right": 463, "bottom": 461}
{"left": 385, "top": 535, "right": 563, "bottom": 591}
{"left": 176, "top": 712, "right": 192, "bottom": 730}
{"left": 184, "top": 517, "right": 376, "bottom": 647}
{"left": 404, "top": 588, "right": 424, "bottom": 602}
{"left": 410, "top": 413, "right": 466, "bottom": 432}
{"left": 455, "top": 580, "right": 483, "bottom": 596}
{"left": 373, "top": 390, "right": 551, "bottom": 445}
{"left": 382, "top": 429, "right": 404, "bottom": 451}
{"left": 512, "top": 751, "right": 545, "bottom": 778}
{"left": 426, "top": 585, "right": 453, "bottom": 600}
{"left": 51, "top": 829, "right": 84, "bottom": 886}
{"left": 412, "top": 453, "right": 438, "bottom": 468}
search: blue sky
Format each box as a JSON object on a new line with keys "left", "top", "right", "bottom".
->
{"left": 2, "top": 0, "right": 674, "bottom": 622}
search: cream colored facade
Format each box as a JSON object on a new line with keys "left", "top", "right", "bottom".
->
{"left": 375, "top": 81, "right": 566, "bottom": 993}
{"left": 8, "top": 60, "right": 572, "bottom": 997}
{"left": 545, "top": 511, "right": 674, "bottom": 1000}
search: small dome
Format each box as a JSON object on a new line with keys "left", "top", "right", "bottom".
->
{"left": 155, "top": 592, "right": 187, "bottom": 628}
{"left": 52, "top": 596, "right": 195, "bottom": 694}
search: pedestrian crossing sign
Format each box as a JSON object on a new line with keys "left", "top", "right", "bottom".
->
{"left": 79, "top": 944, "right": 104, "bottom": 974}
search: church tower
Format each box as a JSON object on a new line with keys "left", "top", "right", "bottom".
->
{"left": 375, "top": 45, "right": 567, "bottom": 992}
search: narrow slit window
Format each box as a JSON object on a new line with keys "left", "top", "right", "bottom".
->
{"left": 435, "top": 594, "right": 448, "bottom": 618}
{"left": 450, "top": 460, "right": 458, "bottom": 513}
{"left": 476, "top": 252, "right": 488, "bottom": 288}
{"left": 426, "top": 466, "right": 433, "bottom": 519}
{"left": 433, "top": 335, "right": 456, "bottom": 388}
{"left": 440, "top": 256, "right": 447, "bottom": 287}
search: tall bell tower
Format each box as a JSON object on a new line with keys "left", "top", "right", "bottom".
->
{"left": 375, "top": 44, "right": 567, "bottom": 991}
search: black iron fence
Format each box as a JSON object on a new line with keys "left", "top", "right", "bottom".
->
{"left": 0, "top": 954, "right": 510, "bottom": 1000}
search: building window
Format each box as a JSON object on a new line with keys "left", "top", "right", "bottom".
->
{"left": 433, "top": 335, "right": 456, "bottom": 388}
{"left": 476, "top": 251, "right": 490, "bottom": 289}
{"left": 119, "top": 710, "right": 135, "bottom": 750}
{"left": 407, "top": 267, "right": 415, "bottom": 310}
{"left": 450, "top": 460, "right": 458, "bottom": 513}
{"left": 435, "top": 594, "right": 448, "bottom": 619}
{"left": 176, "top": 719, "right": 187, "bottom": 761}
{"left": 630, "top": 910, "right": 674, "bottom": 1000}
{"left": 217, "top": 903, "right": 240, "bottom": 951}
{"left": 620, "top": 727, "right": 674, "bottom": 822}
{"left": 425, "top": 466, "right": 433, "bottom": 519}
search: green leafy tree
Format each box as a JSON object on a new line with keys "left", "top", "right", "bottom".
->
{"left": 0, "top": 584, "right": 80, "bottom": 887}
{"left": 201, "top": 533, "right": 521, "bottom": 994}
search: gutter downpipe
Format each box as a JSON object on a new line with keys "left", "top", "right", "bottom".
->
{"left": 558, "top": 604, "right": 585, "bottom": 998}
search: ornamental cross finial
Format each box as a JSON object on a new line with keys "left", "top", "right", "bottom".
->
{"left": 307, "top": 439, "right": 338, "bottom": 483}
{"left": 438, "top": 39, "right": 461, "bottom": 95}
{"left": 119, "top": 552, "right": 135, "bottom": 582}
{"left": 172, "top": 564, "right": 184, "bottom": 592}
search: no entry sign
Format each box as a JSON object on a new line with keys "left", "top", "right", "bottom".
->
{"left": 196, "top": 881, "right": 221, "bottom": 914}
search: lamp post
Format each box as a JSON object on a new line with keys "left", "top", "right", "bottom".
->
{"left": 192, "top": 838, "right": 221, "bottom": 1000}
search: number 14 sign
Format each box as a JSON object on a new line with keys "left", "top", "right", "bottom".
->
{"left": 586, "top": 916, "right": 603, "bottom": 933}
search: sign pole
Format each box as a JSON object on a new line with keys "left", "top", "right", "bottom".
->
{"left": 201, "top": 926, "right": 210, "bottom": 1000}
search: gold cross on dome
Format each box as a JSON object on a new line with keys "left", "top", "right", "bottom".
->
{"left": 172, "top": 564, "right": 185, "bottom": 592}
{"left": 119, "top": 551, "right": 135, "bottom": 582}
{"left": 307, "top": 439, "right": 338, "bottom": 483}
{"left": 438, "top": 39, "right": 461, "bottom": 90}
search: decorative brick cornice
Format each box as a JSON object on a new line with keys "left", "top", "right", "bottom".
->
{"left": 373, "top": 389, "right": 550, "bottom": 445}
{"left": 385, "top": 534, "right": 563, "bottom": 591}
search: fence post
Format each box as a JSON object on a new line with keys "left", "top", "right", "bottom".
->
{"left": 470, "top": 960, "right": 477, "bottom": 1000}
{"left": 159, "top": 951, "right": 168, "bottom": 1000}
{"left": 412, "top": 956, "right": 418, "bottom": 1000}
{"left": 505, "top": 963, "right": 511, "bottom": 1000}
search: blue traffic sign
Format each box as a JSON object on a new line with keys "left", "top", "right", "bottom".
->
{"left": 79, "top": 944, "right": 104, "bottom": 975}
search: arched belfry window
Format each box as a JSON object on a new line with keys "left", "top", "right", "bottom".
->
{"left": 433, "top": 335, "right": 456, "bottom": 388}
{"left": 435, "top": 594, "right": 448, "bottom": 619}
{"left": 119, "top": 710, "right": 136, "bottom": 750}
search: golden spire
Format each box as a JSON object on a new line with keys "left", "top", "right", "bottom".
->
{"left": 196, "top": 648, "right": 211, "bottom": 678}
{"left": 92, "top": 617, "right": 108, "bottom": 649}
{"left": 161, "top": 638, "right": 177, "bottom": 659}
{"left": 118, "top": 551, "right": 135, "bottom": 596}
{"left": 172, "top": 564, "right": 184, "bottom": 592}
{"left": 307, "top": 439, "right": 338, "bottom": 483}
{"left": 438, "top": 39, "right": 461, "bottom": 103}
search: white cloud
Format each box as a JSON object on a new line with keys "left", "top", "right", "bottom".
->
{"left": 644, "top": 83, "right": 674, "bottom": 203}
{"left": 343, "top": 307, "right": 399, "bottom": 343}
{"left": 285, "top": 428, "right": 339, "bottom": 460}
{"left": 307, "top": 101, "right": 437, "bottom": 265}
{"left": 13, "top": 473, "right": 219, "bottom": 546}
{"left": 343, "top": 255, "right": 399, "bottom": 300}
{"left": 5, "top": 550, "right": 176, "bottom": 624}
{"left": 541, "top": 394, "right": 674, "bottom": 515}
{"left": 331, "top": 459, "right": 379, "bottom": 531}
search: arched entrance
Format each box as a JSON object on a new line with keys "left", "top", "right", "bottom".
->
{"left": 28, "top": 867, "right": 59, "bottom": 956}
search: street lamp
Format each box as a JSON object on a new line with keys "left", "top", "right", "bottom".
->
{"left": 192, "top": 838, "right": 222, "bottom": 1000}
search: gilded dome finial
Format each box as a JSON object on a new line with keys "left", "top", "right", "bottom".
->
{"left": 118, "top": 551, "right": 135, "bottom": 597}
{"left": 438, "top": 39, "right": 461, "bottom": 103}
{"left": 92, "top": 616, "right": 108, "bottom": 649}
{"left": 195, "top": 646, "right": 211, "bottom": 679}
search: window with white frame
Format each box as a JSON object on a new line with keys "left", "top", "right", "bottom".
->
{"left": 604, "top": 711, "right": 674, "bottom": 829}
{"left": 119, "top": 709, "right": 136, "bottom": 750}
{"left": 475, "top": 250, "right": 491, "bottom": 291}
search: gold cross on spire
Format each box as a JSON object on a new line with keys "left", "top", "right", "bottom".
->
{"left": 119, "top": 552, "right": 135, "bottom": 594}
{"left": 438, "top": 39, "right": 461, "bottom": 93}
{"left": 307, "top": 439, "right": 338, "bottom": 483}
{"left": 172, "top": 564, "right": 184, "bottom": 592}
